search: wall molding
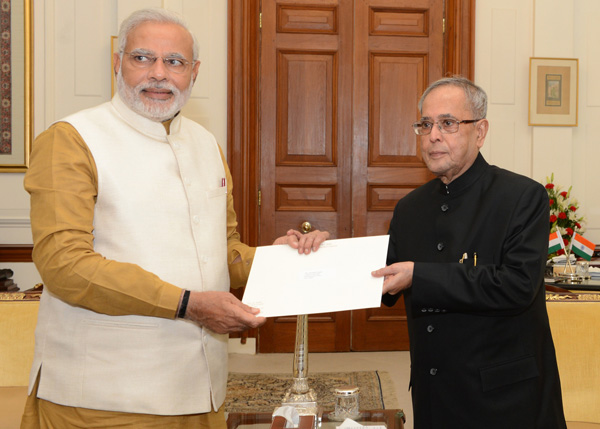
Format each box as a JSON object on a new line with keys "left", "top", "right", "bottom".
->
{"left": 0, "top": 217, "right": 31, "bottom": 228}
{"left": 0, "top": 245, "right": 33, "bottom": 262}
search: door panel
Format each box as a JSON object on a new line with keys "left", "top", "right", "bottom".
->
{"left": 259, "top": 312, "right": 351, "bottom": 353}
{"left": 369, "top": 54, "right": 426, "bottom": 164}
{"left": 276, "top": 51, "right": 337, "bottom": 166}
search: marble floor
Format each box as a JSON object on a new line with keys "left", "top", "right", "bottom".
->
{"left": 229, "top": 351, "right": 413, "bottom": 429}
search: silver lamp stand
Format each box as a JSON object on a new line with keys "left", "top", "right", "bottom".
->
{"left": 281, "top": 314, "right": 319, "bottom": 418}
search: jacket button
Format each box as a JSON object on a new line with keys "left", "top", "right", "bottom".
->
{"left": 427, "top": 325, "right": 435, "bottom": 333}
{"left": 441, "top": 203, "right": 449, "bottom": 212}
{"left": 437, "top": 242, "right": 444, "bottom": 251}
{"left": 430, "top": 368, "right": 438, "bottom": 376}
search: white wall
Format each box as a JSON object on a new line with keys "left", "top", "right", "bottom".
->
{"left": 2, "top": 0, "right": 600, "bottom": 287}
{"left": 475, "top": 0, "right": 600, "bottom": 243}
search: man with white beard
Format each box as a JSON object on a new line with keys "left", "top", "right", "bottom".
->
{"left": 21, "top": 8, "right": 328, "bottom": 428}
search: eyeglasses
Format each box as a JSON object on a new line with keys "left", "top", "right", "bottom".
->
{"left": 412, "top": 118, "right": 483, "bottom": 135}
{"left": 123, "top": 52, "right": 194, "bottom": 74}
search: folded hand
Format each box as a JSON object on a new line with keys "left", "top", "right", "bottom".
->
{"left": 272, "top": 229, "right": 330, "bottom": 254}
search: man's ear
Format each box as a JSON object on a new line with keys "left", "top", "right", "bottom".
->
{"left": 476, "top": 119, "right": 489, "bottom": 149}
{"left": 113, "top": 52, "right": 121, "bottom": 76}
{"left": 191, "top": 60, "right": 201, "bottom": 84}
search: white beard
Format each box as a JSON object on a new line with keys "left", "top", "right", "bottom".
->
{"left": 116, "top": 71, "right": 194, "bottom": 122}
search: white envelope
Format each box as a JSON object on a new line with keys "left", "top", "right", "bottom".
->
{"left": 242, "top": 235, "right": 389, "bottom": 318}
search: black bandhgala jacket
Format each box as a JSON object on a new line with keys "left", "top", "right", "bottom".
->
{"left": 383, "top": 154, "right": 566, "bottom": 429}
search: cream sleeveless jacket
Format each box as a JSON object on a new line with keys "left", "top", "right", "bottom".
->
{"left": 30, "top": 94, "right": 230, "bottom": 415}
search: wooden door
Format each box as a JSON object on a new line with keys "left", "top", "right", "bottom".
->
{"left": 227, "top": 0, "right": 474, "bottom": 352}
{"left": 257, "top": 0, "right": 354, "bottom": 352}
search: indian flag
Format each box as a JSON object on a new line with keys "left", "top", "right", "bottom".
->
{"left": 548, "top": 231, "right": 564, "bottom": 254}
{"left": 571, "top": 232, "right": 595, "bottom": 261}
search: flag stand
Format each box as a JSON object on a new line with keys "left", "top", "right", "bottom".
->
{"left": 553, "top": 229, "right": 578, "bottom": 282}
{"left": 550, "top": 228, "right": 596, "bottom": 283}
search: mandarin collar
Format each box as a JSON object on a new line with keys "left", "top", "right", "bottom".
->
{"left": 110, "top": 93, "right": 182, "bottom": 140}
{"left": 437, "top": 153, "right": 489, "bottom": 196}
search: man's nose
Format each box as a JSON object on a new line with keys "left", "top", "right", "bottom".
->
{"left": 148, "top": 58, "right": 168, "bottom": 79}
{"left": 429, "top": 122, "right": 444, "bottom": 140}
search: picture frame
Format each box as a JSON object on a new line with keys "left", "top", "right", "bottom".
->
{"left": 529, "top": 57, "right": 578, "bottom": 127}
{"left": 0, "top": 0, "right": 33, "bottom": 172}
{"left": 111, "top": 35, "right": 118, "bottom": 97}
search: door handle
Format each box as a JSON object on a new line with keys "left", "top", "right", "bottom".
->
{"left": 300, "top": 221, "right": 312, "bottom": 234}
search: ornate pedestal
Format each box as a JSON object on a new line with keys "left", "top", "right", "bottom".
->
{"left": 280, "top": 314, "right": 318, "bottom": 420}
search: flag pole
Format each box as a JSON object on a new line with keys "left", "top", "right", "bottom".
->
{"left": 565, "top": 228, "right": 576, "bottom": 274}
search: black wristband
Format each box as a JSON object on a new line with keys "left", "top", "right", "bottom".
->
{"left": 177, "top": 290, "right": 190, "bottom": 318}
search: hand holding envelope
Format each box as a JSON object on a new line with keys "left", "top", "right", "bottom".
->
{"left": 272, "top": 228, "right": 330, "bottom": 254}
{"left": 242, "top": 235, "right": 390, "bottom": 318}
{"left": 184, "top": 230, "right": 329, "bottom": 333}
{"left": 371, "top": 260, "right": 414, "bottom": 296}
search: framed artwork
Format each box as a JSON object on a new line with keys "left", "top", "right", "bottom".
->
{"left": 0, "top": 0, "right": 33, "bottom": 172}
{"left": 529, "top": 57, "right": 578, "bottom": 127}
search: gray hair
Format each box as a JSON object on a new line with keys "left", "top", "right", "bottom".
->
{"left": 418, "top": 76, "right": 487, "bottom": 119}
{"left": 117, "top": 8, "right": 199, "bottom": 61}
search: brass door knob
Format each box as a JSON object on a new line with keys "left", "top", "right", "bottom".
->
{"left": 301, "top": 221, "right": 312, "bottom": 234}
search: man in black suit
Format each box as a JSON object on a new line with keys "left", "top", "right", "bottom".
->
{"left": 372, "top": 76, "right": 566, "bottom": 428}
